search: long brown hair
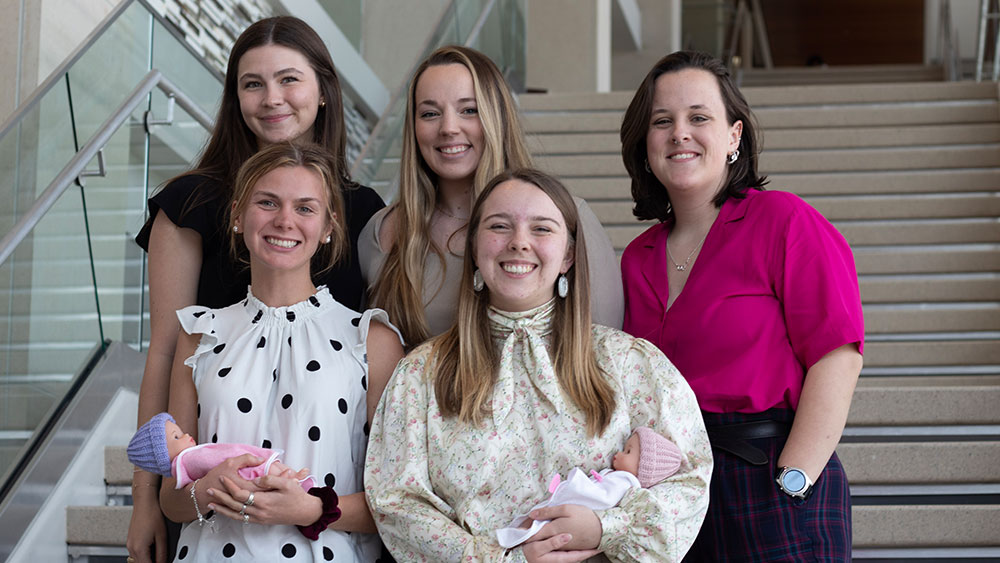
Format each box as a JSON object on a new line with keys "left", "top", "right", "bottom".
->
{"left": 620, "top": 50, "right": 767, "bottom": 222}
{"left": 174, "top": 16, "right": 352, "bottom": 218}
{"left": 430, "top": 169, "right": 615, "bottom": 437}
{"left": 229, "top": 143, "right": 347, "bottom": 275}
{"left": 368, "top": 46, "right": 532, "bottom": 346}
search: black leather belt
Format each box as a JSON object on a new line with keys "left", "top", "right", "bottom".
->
{"left": 705, "top": 419, "right": 790, "bottom": 466}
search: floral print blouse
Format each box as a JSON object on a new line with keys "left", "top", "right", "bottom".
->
{"left": 365, "top": 300, "right": 712, "bottom": 562}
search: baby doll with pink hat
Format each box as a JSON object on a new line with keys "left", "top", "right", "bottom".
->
{"left": 127, "top": 412, "right": 316, "bottom": 490}
{"left": 496, "top": 427, "right": 683, "bottom": 548}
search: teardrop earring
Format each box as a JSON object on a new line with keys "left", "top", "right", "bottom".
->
{"left": 557, "top": 274, "right": 569, "bottom": 298}
{"left": 473, "top": 269, "right": 484, "bottom": 292}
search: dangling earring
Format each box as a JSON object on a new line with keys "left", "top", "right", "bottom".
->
{"left": 644, "top": 159, "right": 651, "bottom": 173}
{"left": 473, "top": 269, "right": 484, "bottom": 292}
{"left": 557, "top": 274, "right": 569, "bottom": 298}
{"left": 727, "top": 149, "right": 740, "bottom": 164}
{"left": 324, "top": 235, "right": 331, "bottom": 244}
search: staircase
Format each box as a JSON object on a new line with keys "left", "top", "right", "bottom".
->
{"left": 521, "top": 79, "right": 1000, "bottom": 559}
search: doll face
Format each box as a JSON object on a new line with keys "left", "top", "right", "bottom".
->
{"left": 165, "top": 419, "right": 197, "bottom": 459}
{"left": 612, "top": 432, "right": 641, "bottom": 476}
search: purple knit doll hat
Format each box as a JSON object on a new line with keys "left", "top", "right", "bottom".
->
{"left": 127, "top": 412, "right": 175, "bottom": 477}
{"left": 635, "top": 427, "right": 683, "bottom": 487}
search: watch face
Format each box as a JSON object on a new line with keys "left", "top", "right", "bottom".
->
{"left": 781, "top": 469, "right": 807, "bottom": 493}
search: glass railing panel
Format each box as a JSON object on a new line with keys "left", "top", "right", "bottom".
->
{"left": 0, "top": 82, "right": 78, "bottom": 236}
{"left": 151, "top": 17, "right": 222, "bottom": 126}
{"left": 63, "top": 2, "right": 153, "bottom": 145}
{"left": 0, "top": 183, "right": 103, "bottom": 483}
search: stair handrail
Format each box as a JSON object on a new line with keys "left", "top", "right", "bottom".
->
{"left": 0, "top": 69, "right": 213, "bottom": 267}
{"left": 939, "top": 0, "right": 959, "bottom": 81}
{"left": 0, "top": 0, "right": 222, "bottom": 141}
{"left": 975, "top": 0, "right": 1000, "bottom": 81}
{"left": 349, "top": 0, "right": 519, "bottom": 191}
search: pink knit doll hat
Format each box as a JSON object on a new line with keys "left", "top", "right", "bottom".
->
{"left": 635, "top": 427, "right": 683, "bottom": 487}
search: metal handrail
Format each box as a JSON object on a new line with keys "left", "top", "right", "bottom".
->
{"left": 0, "top": 0, "right": 222, "bottom": 141}
{"left": 0, "top": 69, "right": 213, "bottom": 266}
{"left": 0, "top": 0, "right": 136, "bottom": 139}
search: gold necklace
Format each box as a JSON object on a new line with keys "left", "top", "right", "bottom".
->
{"left": 435, "top": 205, "right": 469, "bottom": 221}
{"left": 666, "top": 232, "right": 708, "bottom": 272}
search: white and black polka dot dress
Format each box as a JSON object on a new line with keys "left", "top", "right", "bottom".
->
{"left": 174, "top": 286, "right": 392, "bottom": 562}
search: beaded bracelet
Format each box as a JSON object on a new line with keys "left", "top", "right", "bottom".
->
{"left": 297, "top": 486, "right": 341, "bottom": 540}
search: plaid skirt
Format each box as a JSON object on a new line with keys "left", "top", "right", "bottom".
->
{"left": 683, "top": 410, "right": 851, "bottom": 562}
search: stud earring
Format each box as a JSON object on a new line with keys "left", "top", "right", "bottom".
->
{"left": 319, "top": 99, "right": 326, "bottom": 108}
{"left": 727, "top": 150, "right": 739, "bottom": 164}
{"left": 557, "top": 274, "right": 569, "bottom": 298}
{"left": 324, "top": 235, "right": 331, "bottom": 244}
{"left": 644, "top": 159, "right": 651, "bottom": 173}
{"left": 473, "top": 269, "right": 484, "bottom": 292}
{"left": 233, "top": 225, "right": 239, "bottom": 233}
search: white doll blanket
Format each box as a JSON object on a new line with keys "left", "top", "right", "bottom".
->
{"left": 496, "top": 467, "right": 641, "bottom": 548}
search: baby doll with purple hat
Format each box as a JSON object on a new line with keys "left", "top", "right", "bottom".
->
{"left": 127, "top": 412, "right": 316, "bottom": 490}
{"left": 496, "top": 426, "right": 684, "bottom": 548}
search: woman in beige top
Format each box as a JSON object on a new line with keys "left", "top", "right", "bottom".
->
{"left": 359, "top": 46, "right": 623, "bottom": 347}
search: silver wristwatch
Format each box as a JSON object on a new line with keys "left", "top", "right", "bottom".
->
{"left": 775, "top": 466, "right": 814, "bottom": 499}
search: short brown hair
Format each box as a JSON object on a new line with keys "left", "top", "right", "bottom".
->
{"left": 620, "top": 51, "right": 767, "bottom": 222}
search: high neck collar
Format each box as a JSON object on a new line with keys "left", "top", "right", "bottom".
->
{"left": 488, "top": 298, "right": 557, "bottom": 342}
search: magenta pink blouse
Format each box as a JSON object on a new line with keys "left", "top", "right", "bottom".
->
{"left": 621, "top": 189, "right": 864, "bottom": 413}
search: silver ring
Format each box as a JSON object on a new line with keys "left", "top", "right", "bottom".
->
{"left": 243, "top": 512, "right": 250, "bottom": 525}
{"left": 245, "top": 492, "right": 255, "bottom": 507}
{"left": 240, "top": 504, "right": 247, "bottom": 515}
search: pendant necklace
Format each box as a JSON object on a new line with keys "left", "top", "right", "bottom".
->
{"left": 435, "top": 205, "right": 469, "bottom": 221}
{"left": 666, "top": 232, "right": 708, "bottom": 272}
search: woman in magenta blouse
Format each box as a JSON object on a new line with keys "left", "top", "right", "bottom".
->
{"left": 619, "top": 51, "right": 864, "bottom": 561}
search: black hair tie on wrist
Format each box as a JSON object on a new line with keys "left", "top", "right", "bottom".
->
{"left": 297, "top": 486, "right": 341, "bottom": 540}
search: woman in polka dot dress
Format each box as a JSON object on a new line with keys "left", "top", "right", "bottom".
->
{"left": 159, "top": 142, "right": 403, "bottom": 562}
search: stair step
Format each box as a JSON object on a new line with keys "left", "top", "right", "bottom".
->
{"left": 838, "top": 442, "right": 1000, "bottom": 484}
{"left": 518, "top": 82, "right": 998, "bottom": 112}
{"left": 524, "top": 101, "right": 999, "bottom": 133}
{"left": 852, "top": 505, "right": 1000, "bottom": 548}
{"left": 563, "top": 169, "right": 1000, "bottom": 199}
{"left": 850, "top": 376, "right": 1000, "bottom": 425}
{"left": 853, "top": 245, "right": 1000, "bottom": 275}
{"left": 860, "top": 273, "right": 1000, "bottom": 303}
{"left": 863, "top": 303, "right": 1000, "bottom": 333}
{"left": 65, "top": 506, "right": 130, "bottom": 546}
{"left": 589, "top": 193, "right": 1000, "bottom": 221}
{"left": 864, "top": 340, "right": 1000, "bottom": 367}
{"left": 536, "top": 145, "right": 1000, "bottom": 176}
{"left": 737, "top": 64, "right": 949, "bottom": 88}
{"left": 105, "top": 446, "right": 132, "bottom": 486}
{"left": 529, "top": 123, "right": 1000, "bottom": 154}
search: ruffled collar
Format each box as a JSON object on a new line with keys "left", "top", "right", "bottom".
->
{"left": 242, "top": 285, "right": 333, "bottom": 326}
{"left": 488, "top": 299, "right": 566, "bottom": 426}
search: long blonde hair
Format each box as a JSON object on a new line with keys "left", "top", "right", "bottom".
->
{"left": 430, "top": 169, "right": 616, "bottom": 437}
{"left": 228, "top": 143, "right": 347, "bottom": 275}
{"left": 369, "top": 46, "right": 533, "bottom": 346}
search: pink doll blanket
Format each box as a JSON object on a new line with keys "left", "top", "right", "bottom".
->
{"left": 172, "top": 443, "right": 316, "bottom": 491}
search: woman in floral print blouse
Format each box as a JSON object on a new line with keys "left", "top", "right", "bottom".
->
{"left": 365, "top": 169, "right": 712, "bottom": 563}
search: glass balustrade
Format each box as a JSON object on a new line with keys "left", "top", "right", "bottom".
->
{"left": 0, "top": 0, "right": 214, "bottom": 486}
